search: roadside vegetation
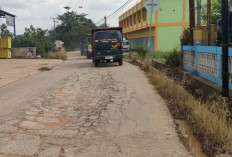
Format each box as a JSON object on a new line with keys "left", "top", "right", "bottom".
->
{"left": 123, "top": 53, "right": 129, "bottom": 59}
{"left": 47, "top": 47, "right": 67, "bottom": 60}
{"left": 0, "top": 24, "right": 12, "bottom": 37}
{"left": 13, "top": 25, "right": 54, "bottom": 56}
{"left": 202, "top": 0, "right": 222, "bottom": 24}
{"left": 135, "top": 46, "right": 148, "bottom": 60}
{"left": 129, "top": 55, "right": 232, "bottom": 156}
{"left": 55, "top": 11, "right": 95, "bottom": 51}
{"left": 7, "top": 11, "right": 95, "bottom": 56}
{"left": 134, "top": 46, "right": 181, "bottom": 67}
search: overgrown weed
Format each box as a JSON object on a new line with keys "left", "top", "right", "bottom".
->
{"left": 47, "top": 47, "right": 67, "bottom": 60}
{"left": 137, "top": 60, "right": 232, "bottom": 156}
{"left": 135, "top": 46, "right": 148, "bottom": 60}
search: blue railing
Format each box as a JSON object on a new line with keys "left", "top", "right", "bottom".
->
{"left": 183, "top": 44, "right": 232, "bottom": 90}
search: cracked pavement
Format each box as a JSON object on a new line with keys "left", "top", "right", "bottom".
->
{"left": 0, "top": 52, "right": 192, "bottom": 157}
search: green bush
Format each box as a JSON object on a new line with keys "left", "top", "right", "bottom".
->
{"left": 164, "top": 48, "right": 181, "bottom": 67}
{"left": 180, "top": 29, "right": 190, "bottom": 45}
{"left": 14, "top": 25, "right": 54, "bottom": 55}
{"left": 136, "top": 46, "right": 148, "bottom": 60}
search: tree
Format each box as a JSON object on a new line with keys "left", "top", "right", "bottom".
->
{"left": 0, "top": 24, "right": 13, "bottom": 37}
{"left": 15, "top": 25, "right": 54, "bottom": 55}
{"left": 202, "top": 0, "right": 228, "bottom": 24}
{"left": 55, "top": 11, "right": 96, "bottom": 50}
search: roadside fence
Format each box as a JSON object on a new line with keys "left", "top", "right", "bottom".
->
{"left": 183, "top": 43, "right": 232, "bottom": 90}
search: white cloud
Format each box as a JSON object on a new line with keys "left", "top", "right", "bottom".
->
{"left": 0, "top": 0, "right": 140, "bottom": 35}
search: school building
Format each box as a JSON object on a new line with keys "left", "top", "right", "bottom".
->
{"left": 119, "top": 0, "right": 204, "bottom": 51}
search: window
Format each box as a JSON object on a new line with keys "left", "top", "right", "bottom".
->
{"left": 130, "top": 15, "right": 132, "bottom": 26}
{"left": 124, "top": 19, "right": 126, "bottom": 27}
{"left": 94, "top": 31, "right": 122, "bottom": 42}
{"left": 143, "top": 8, "right": 147, "bottom": 21}
{"left": 133, "top": 13, "right": 136, "bottom": 25}
{"left": 127, "top": 18, "right": 129, "bottom": 27}
{"left": 138, "top": 10, "right": 141, "bottom": 23}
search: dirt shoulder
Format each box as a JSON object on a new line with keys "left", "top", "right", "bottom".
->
{"left": 0, "top": 59, "right": 63, "bottom": 88}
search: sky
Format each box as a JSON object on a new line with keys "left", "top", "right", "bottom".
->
{"left": 0, "top": 0, "right": 141, "bottom": 35}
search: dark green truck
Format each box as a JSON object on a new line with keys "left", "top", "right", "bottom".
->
{"left": 91, "top": 27, "right": 123, "bottom": 67}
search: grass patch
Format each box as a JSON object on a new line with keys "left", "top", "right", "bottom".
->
{"left": 135, "top": 60, "right": 232, "bottom": 156}
{"left": 133, "top": 48, "right": 181, "bottom": 66}
{"left": 123, "top": 53, "right": 129, "bottom": 59}
{"left": 148, "top": 50, "right": 169, "bottom": 59}
{"left": 47, "top": 47, "right": 67, "bottom": 60}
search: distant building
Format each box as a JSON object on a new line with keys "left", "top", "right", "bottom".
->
{"left": 119, "top": 0, "right": 208, "bottom": 51}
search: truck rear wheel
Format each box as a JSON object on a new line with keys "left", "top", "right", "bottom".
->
{"left": 87, "top": 53, "right": 90, "bottom": 59}
{"left": 119, "top": 58, "right": 123, "bottom": 66}
{"left": 94, "top": 60, "right": 99, "bottom": 67}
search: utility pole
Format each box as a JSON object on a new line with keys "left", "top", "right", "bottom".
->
{"left": 196, "top": 0, "right": 201, "bottom": 27}
{"left": 50, "top": 17, "right": 57, "bottom": 42}
{"left": 207, "top": 0, "right": 211, "bottom": 46}
{"left": 144, "top": 0, "right": 160, "bottom": 53}
{"left": 104, "top": 16, "right": 107, "bottom": 27}
{"left": 148, "top": 0, "right": 154, "bottom": 53}
{"left": 221, "top": 0, "right": 229, "bottom": 97}
{"left": 189, "top": 0, "right": 195, "bottom": 45}
{"left": 14, "top": 17, "right": 17, "bottom": 48}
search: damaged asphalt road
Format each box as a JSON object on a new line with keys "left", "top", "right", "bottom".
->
{"left": 0, "top": 52, "right": 192, "bottom": 157}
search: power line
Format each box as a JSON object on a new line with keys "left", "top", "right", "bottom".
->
{"left": 106, "top": 1, "right": 133, "bottom": 23}
{"left": 74, "top": 0, "right": 85, "bottom": 12}
{"left": 95, "top": 0, "right": 132, "bottom": 24}
{"left": 69, "top": 0, "right": 73, "bottom": 6}
{"left": 73, "top": 0, "right": 81, "bottom": 10}
{"left": 79, "top": 0, "right": 85, "bottom": 7}
{"left": 107, "top": 0, "right": 135, "bottom": 23}
{"left": 95, "top": 0, "right": 134, "bottom": 25}
{"left": 107, "top": 0, "right": 133, "bottom": 19}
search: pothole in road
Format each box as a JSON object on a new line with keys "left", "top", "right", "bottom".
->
{"left": 38, "top": 67, "right": 52, "bottom": 71}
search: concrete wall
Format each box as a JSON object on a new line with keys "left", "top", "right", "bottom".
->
{"left": 11, "top": 47, "right": 36, "bottom": 58}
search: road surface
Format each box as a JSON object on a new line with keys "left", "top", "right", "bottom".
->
{"left": 0, "top": 51, "right": 191, "bottom": 156}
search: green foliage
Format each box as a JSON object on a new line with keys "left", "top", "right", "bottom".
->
{"left": 56, "top": 12, "right": 95, "bottom": 50}
{"left": 64, "top": 42, "right": 79, "bottom": 51}
{"left": 164, "top": 48, "right": 181, "bottom": 67}
{"left": 135, "top": 46, "right": 148, "bottom": 60}
{"left": 148, "top": 50, "right": 169, "bottom": 59}
{"left": 14, "top": 25, "right": 54, "bottom": 55}
{"left": 202, "top": 0, "right": 222, "bottom": 24}
{"left": 180, "top": 29, "right": 190, "bottom": 45}
{"left": 0, "top": 24, "right": 13, "bottom": 37}
{"left": 123, "top": 53, "right": 129, "bottom": 59}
